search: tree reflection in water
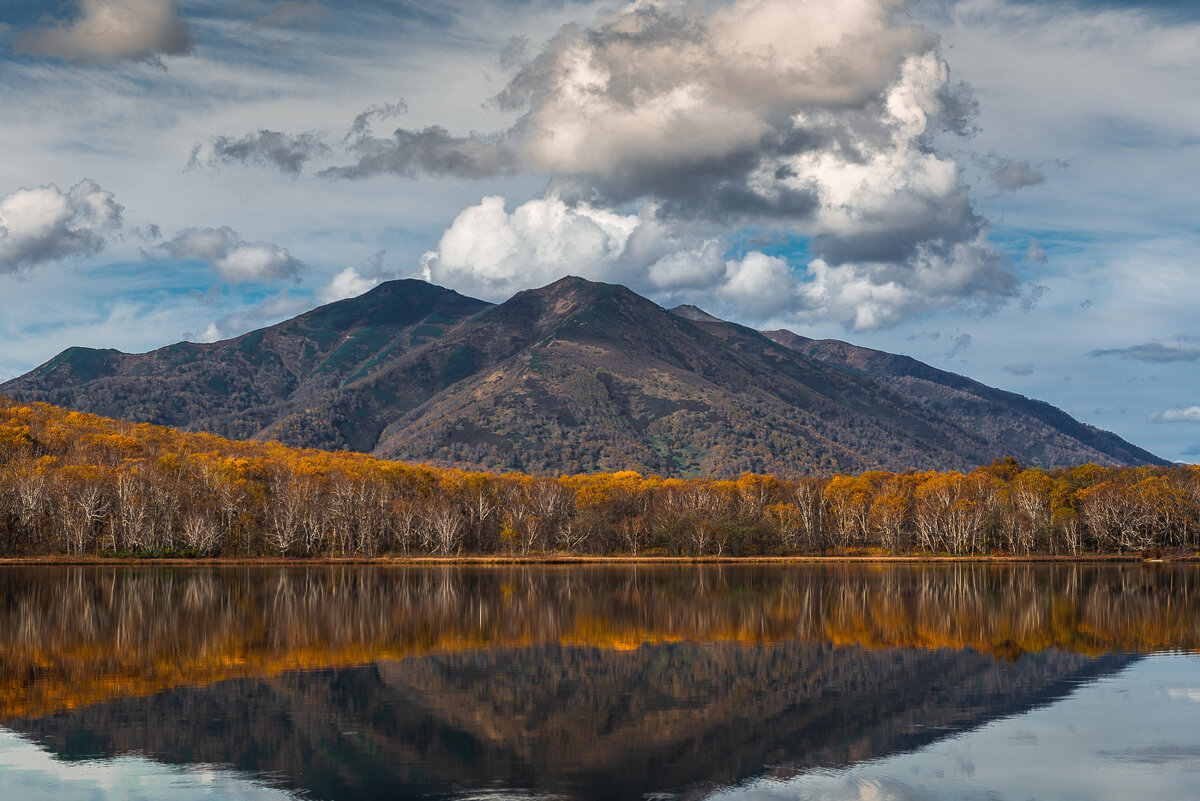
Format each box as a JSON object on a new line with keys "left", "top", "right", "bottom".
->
{"left": 0, "top": 564, "right": 1195, "bottom": 800}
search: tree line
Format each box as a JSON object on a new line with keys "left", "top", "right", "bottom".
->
{"left": 1, "top": 397, "right": 1198, "bottom": 558}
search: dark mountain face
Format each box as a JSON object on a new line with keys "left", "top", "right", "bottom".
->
{"left": 1, "top": 276, "right": 1165, "bottom": 475}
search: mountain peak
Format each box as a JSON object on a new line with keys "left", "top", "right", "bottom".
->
{"left": 761, "top": 329, "right": 813, "bottom": 349}
{"left": 670, "top": 305, "right": 725, "bottom": 324}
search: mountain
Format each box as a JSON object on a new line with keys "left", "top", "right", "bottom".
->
{"left": 4, "top": 279, "right": 489, "bottom": 449}
{"left": 1, "top": 276, "right": 1165, "bottom": 475}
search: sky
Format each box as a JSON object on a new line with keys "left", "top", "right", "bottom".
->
{"left": 0, "top": 0, "right": 1196, "bottom": 463}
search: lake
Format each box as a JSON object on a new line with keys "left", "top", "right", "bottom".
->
{"left": 0, "top": 563, "right": 1197, "bottom": 800}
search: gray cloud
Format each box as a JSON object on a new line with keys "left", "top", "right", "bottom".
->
{"left": 162, "top": 226, "right": 302, "bottom": 283}
{"left": 946, "top": 333, "right": 972, "bottom": 361}
{"left": 15, "top": 0, "right": 192, "bottom": 65}
{"left": 498, "top": 35, "right": 529, "bottom": 71}
{"left": 321, "top": 126, "right": 513, "bottom": 180}
{"left": 991, "top": 158, "right": 1046, "bottom": 191}
{"left": 324, "top": 0, "right": 968, "bottom": 219}
{"left": 1025, "top": 237, "right": 1047, "bottom": 263}
{"left": 131, "top": 224, "right": 162, "bottom": 242}
{"left": 191, "top": 130, "right": 332, "bottom": 176}
{"left": 252, "top": 1, "right": 332, "bottom": 29}
{"left": 1020, "top": 282, "right": 1047, "bottom": 311}
{"left": 0, "top": 180, "right": 123, "bottom": 273}
{"left": 344, "top": 100, "right": 408, "bottom": 144}
{"left": 1090, "top": 342, "right": 1200, "bottom": 362}
{"left": 1004, "top": 362, "right": 1034, "bottom": 376}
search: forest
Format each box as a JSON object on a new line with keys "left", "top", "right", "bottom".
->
{"left": 1, "top": 396, "right": 1197, "bottom": 558}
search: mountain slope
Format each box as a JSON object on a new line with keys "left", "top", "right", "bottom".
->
{"left": 7, "top": 280, "right": 489, "bottom": 449}
{"left": 761, "top": 329, "right": 1162, "bottom": 468}
{"left": 1, "top": 277, "right": 1165, "bottom": 475}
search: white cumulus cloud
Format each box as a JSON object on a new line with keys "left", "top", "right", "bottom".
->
{"left": 0, "top": 180, "right": 123, "bottom": 274}
{"left": 419, "top": 195, "right": 735, "bottom": 304}
{"left": 317, "top": 267, "right": 380, "bottom": 304}
{"left": 1150, "top": 406, "right": 1200, "bottom": 424}
{"left": 163, "top": 226, "right": 302, "bottom": 283}
{"left": 15, "top": 0, "right": 193, "bottom": 65}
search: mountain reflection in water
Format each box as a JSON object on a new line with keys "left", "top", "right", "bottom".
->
{"left": 0, "top": 564, "right": 1196, "bottom": 800}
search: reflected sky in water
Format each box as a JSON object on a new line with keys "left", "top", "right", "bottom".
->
{"left": 710, "top": 655, "right": 1200, "bottom": 801}
{"left": 0, "top": 565, "right": 1197, "bottom": 800}
{"left": 0, "top": 729, "right": 294, "bottom": 800}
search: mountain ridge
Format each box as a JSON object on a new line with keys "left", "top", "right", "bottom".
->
{"left": 1, "top": 276, "right": 1165, "bottom": 475}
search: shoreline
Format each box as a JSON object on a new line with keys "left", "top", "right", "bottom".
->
{"left": 0, "top": 554, "right": 1195, "bottom": 566}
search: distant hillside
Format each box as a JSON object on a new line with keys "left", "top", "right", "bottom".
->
{"left": 2, "top": 276, "right": 1165, "bottom": 475}
{"left": 761, "top": 329, "right": 1157, "bottom": 469}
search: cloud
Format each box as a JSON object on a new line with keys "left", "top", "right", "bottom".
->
{"left": 794, "top": 230, "right": 1014, "bottom": 329}
{"left": 163, "top": 226, "right": 302, "bottom": 282}
{"left": 1020, "top": 282, "right": 1047, "bottom": 312}
{"left": 991, "top": 159, "right": 1046, "bottom": 191}
{"left": 321, "top": 126, "right": 513, "bottom": 180}
{"left": 317, "top": 251, "right": 402, "bottom": 304}
{"left": 418, "top": 194, "right": 769, "bottom": 305}
{"left": 410, "top": 0, "right": 1014, "bottom": 328}
{"left": 253, "top": 1, "right": 332, "bottom": 29}
{"left": 14, "top": 0, "right": 193, "bottom": 65}
{"left": 338, "top": 0, "right": 980, "bottom": 222}
{"left": 719, "top": 252, "right": 797, "bottom": 319}
{"left": 1004, "top": 362, "right": 1034, "bottom": 376}
{"left": 190, "top": 130, "right": 332, "bottom": 176}
{"left": 420, "top": 192, "right": 1016, "bottom": 329}
{"left": 207, "top": 0, "right": 1019, "bottom": 328}
{"left": 1025, "top": 237, "right": 1047, "bottom": 264}
{"left": 317, "top": 266, "right": 380, "bottom": 304}
{"left": 419, "top": 195, "right": 642, "bottom": 300}
{"left": 344, "top": 100, "right": 408, "bottom": 144}
{"left": 1090, "top": 341, "right": 1200, "bottom": 362}
{"left": 197, "top": 290, "right": 310, "bottom": 342}
{"left": 1149, "top": 406, "right": 1200, "bottom": 423}
{"left": 131, "top": 224, "right": 162, "bottom": 242}
{"left": 945, "top": 333, "right": 972, "bottom": 361}
{"left": 0, "top": 180, "right": 123, "bottom": 274}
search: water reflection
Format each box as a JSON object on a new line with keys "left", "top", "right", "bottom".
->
{"left": 708, "top": 654, "right": 1200, "bottom": 801}
{"left": 0, "top": 564, "right": 1196, "bottom": 800}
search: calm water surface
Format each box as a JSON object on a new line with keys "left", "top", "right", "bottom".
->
{"left": 0, "top": 563, "right": 1196, "bottom": 800}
